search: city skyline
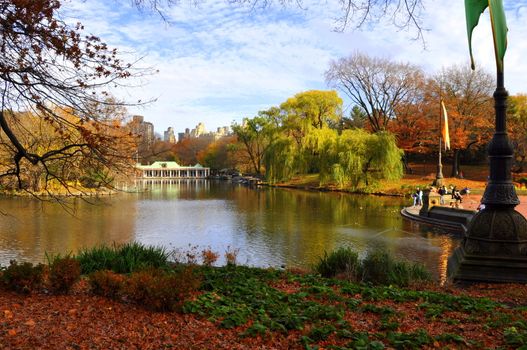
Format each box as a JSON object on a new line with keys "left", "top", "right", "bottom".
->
{"left": 132, "top": 115, "right": 231, "bottom": 143}
{"left": 61, "top": 1, "right": 527, "bottom": 133}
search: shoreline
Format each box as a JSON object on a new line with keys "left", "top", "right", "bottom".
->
{"left": 266, "top": 182, "right": 406, "bottom": 197}
{"left": 0, "top": 187, "right": 134, "bottom": 198}
{"left": 265, "top": 178, "right": 527, "bottom": 217}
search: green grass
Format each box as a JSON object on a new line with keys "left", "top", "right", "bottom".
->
{"left": 76, "top": 242, "right": 170, "bottom": 274}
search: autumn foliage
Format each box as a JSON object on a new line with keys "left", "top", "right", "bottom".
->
{"left": 0, "top": 1, "right": 141, "bottom": 195}
{"left": 0, "top": 260, "right": 44, "bottom": 294}
{"left": 88, "top": 269, "right": 125, "bottom": 300}
{"left": 123, "top": 267, "right": 200, "bottom": 312}
{"left": 48, "top": 256, "right": 81, "bottom": 294}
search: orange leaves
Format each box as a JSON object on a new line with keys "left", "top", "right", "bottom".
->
{"left": 1, "top": 276, "right": 527, "bottom": 349}
{"left": 390, "top": 101, "right": 437, "bottom": 153}
{"left": 23, "top": 319, "right": 35, "bottom": 327}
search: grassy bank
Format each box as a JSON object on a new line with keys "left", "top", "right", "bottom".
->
{"left": 270, "top": 163, "right": 527, "bottom": 196}
{"left": 271, "top": 173, "right": 490, "bottom": 196}
{"left": 2, "top": 244, "right": 527, "bottom": 349}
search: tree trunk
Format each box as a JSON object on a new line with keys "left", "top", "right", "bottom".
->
{"left": 363, "top": 158, "right": 372, "bottom": 186}
{"left": 402, "top": 152, "right": 412, "bottom": 174}
{"left": 28, "top": 164, "right": 44, "bottom": 192}
{"left": 451, "top": 149, "right": 461, "bottom": 178}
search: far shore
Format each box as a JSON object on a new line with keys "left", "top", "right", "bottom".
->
{"left": 0, "top": 187, "right": 119, "bottom": 198}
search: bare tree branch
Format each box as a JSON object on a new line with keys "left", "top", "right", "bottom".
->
{"left": 325, "top": 52, "right": 424, "bottom": 132}
{"left": 131, "top": 0, "right": 426, "bottom": 40}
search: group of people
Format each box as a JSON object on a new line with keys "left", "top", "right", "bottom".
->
{"left": 411, "top": 187, "right": 423, "bottom": 207}
{"left": 440, "top": 185, "right": 466, "bottom": 207}
{"left": 412, "top": 185, "right": 470, "bottom": 208}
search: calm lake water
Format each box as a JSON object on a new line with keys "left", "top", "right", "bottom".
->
{"left": 0, "top": 180, "right": 460, "bottom": 281}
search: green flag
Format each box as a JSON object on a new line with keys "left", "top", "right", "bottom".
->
{"left": 465, "top": 0, "right": 508, "bottom": 72}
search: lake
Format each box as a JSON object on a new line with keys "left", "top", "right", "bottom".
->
{"left": 0, "top": 180, "right": 460, "bottom": 281}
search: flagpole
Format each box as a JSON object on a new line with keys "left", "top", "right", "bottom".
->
{"left": 434, "top": 96, "right": 444, "bottom": 187}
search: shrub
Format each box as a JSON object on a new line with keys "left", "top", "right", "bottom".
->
{"left": 314, "top": 247, "right": 359, "bottom": 280}
{"left": 48, "top": 255, "right": 81, "bottom": 294}
{"left": 361, "top": 250, "right": 394, "bottom": 285}
{"left": 0, "top": 260, "right": 44, "bottom": 294}
{"left": 173, "top": 245, "right": 200, "bottom": 265}
{"left": 224, "top": 246, "right": 240, "bottom": 266}
{"left": 123, "top": 267, "right": 200, "bottom": 311}
{"left": 201, "top": 248, "right": 219, "bottom": 266}
{"left": 361, "top": 249, "right": 431, "bottom": 286}
{"left": 88, "top": 270, "right": 125, "bottom": 299}
{"left": 313, "top": 248, "right": 432, "bottom": 287}
{"left": 76, "top": 242, "right": 170, "bottom": 274}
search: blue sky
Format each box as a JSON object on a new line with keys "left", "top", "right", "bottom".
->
{"left": 60, "top": 0, "right": 527, "bottom": 136}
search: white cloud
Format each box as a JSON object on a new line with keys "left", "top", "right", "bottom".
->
{"left": 59, "top": 0, "right": 527, "bottom": 134}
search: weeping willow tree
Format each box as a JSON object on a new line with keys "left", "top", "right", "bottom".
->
{"left": 264, "top": 126, "right": 339, "bottom": 183}
{"left": 263, "top": 136, "right": 297, "bottom": 183}
{"left": 320, "top": 129, "right": 367, "bottom": 187}
{"left": 299, "top": 127, "right": 338, "bottom": 174}
{"left": 322, "top": 130, "right": 403, "bottom": 189}
{"left": 265, "top": 127, "right": 403, "bottom": 188}
{"left": 260, "top": 89, "right": 402, "bottom": 187}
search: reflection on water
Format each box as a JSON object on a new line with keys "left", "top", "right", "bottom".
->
{"left": 0, "top": 196, "right": 136, "bottom": 264}
{"left": 0, "top": 180, "right": 460, "bottom": 280}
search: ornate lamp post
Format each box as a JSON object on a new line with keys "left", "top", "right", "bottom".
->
{"left": 447, "top": 1, "right": 527, "bottom": 283}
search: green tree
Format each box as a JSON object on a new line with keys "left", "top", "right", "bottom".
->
{"left": 263, "top": 136, "right": 297, "bottom": 183}
{"left": 320, "top": 130, "right": 403, "bottom": 189}
{"left": 339, "top": 105, "right": 367, "bottom": 131}
{"left": 232, "top": 111, "right": 279, "bottom": 174}
{"left": 281, "top": 90, "right": 343, "bottom": 130}
{"left": 198, "top": 136, "right": 238, "bottom": 171}
{"left": 261, "top": 90, "right": 402, "bottom": 187}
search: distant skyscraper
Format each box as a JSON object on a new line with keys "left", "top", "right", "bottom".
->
{"left": 177, "top": 123, "right": 231, "bottom": 142}
{"left": 190, "top": 122, "right": 206, "bottom": 138}
{"left": 164, "top": 127, "right": 176, "bottom": 143}
{"left": 128, "top": 115, "right": 155, "bottom": 148}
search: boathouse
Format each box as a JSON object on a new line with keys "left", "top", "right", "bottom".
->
{"left": 136, "top": 161, "right": 210, "bottom": 179}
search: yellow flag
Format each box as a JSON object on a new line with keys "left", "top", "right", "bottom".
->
{"left": 441, "top": 100, "right": 450, "bottom": 150}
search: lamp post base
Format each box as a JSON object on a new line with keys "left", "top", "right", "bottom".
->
{"left": 432, "top": 178, "right": 444, "bottom": 187}
{"left": 447, "top": 208, "right": 527, "bottom": 283}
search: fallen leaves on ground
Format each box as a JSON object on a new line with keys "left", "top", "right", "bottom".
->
{"left": 2, "top": 273, "right": 527, "bottom": 349}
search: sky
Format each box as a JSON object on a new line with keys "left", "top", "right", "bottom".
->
{"left": 60, "top": 0, "right": 527, "bottom": 136}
